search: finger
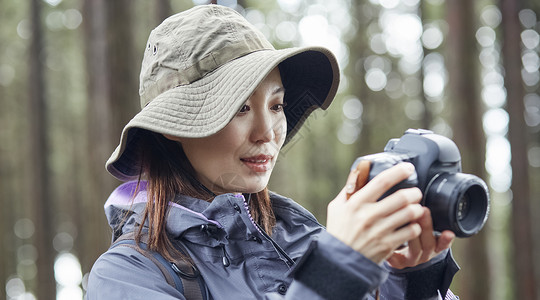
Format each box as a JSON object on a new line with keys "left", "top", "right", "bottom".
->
{"left": 435, "top": 230, "right": 455, "bottom": 253}
{"left": 387, "top": 223, "right": 422, "bottom": 252}
{"left": 354, "top": 160, "right": 371, "bottom": 192}
{"left": 385, "top": 223, "right": 422, "bottom": 268}
{"left": 387, "top": 251, "right": 407, "bottom": 267}
{"left": 373, "top": 203, "right": 425, "bottom": 235}
{"left": 417, "top": 208, "right": 436, "bottom": 261}
{"left": 345, "top": 160, "right": 371, "bottom": 199}
{"left": 349, "top": 162, "right": 415, "bottom": 204}
{"left": 344, "top": 167, "right": 360, "bottom": 200}
{"left": 378, "top": 188, "right": 422, "bottom": 213}
{"left": 335, "top": 167, "right": 362, "bottom": 203}
{"left": 390, "top": 210, "right": 432, "bottom": 267}
{"left": 405, "top": 235, "right": 422, "bottom": 265}
{"left": 367, "top": 188, "right": 422, "bottom": 220}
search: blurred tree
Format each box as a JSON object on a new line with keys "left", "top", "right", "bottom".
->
{"left": 1, "top": 1, "right": 37, "bottom": 296}
{"left": 419, "top": 1, "right": 434, "bottom": 130}
{"left": 0, "top": 63, "right": 15, "bottom": 300}
{"left": 528, "top": 2, "right": 540, "bottom": 295}
{"left": 500, "top": 0, "right": 537, "bottom": 299}
{"left": 81, "top": 0, "right": 113, "bottom": 275}
{"left": 0, "top": 44, "right": 14, "bottom": 300}
{"left": 0, "top": 131, "right": 7, "bottom": 300}
{"left": 2, "top": 0, "right": 540, "bottom": 298}
{"left": 80, "top": 0, "right": 139, "bottom": 275}
{"left": 349, "top": 0, "right": 376, "bottom": 154}
{"left": 445, "top": 0, "right": 491, "bottom": 299}
{"left": 107, "top": 0, "right": 139, "bottom": 139}
{"left": 156, "top": 0, "right": 173, "bottom": 24}
{"left": 28, "top": 0, "right": 56, "bottom": 298}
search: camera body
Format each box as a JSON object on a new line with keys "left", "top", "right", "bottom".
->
{"left": 351, "top": 129, "right": 490, "bottom": 237}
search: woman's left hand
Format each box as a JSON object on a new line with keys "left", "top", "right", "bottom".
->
{"left": 386, "top": 207, "right": 455, "bottom": 269}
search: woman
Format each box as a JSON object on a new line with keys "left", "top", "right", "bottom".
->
{"left": 87, "top": 5, "right": 459, "bottom": 300}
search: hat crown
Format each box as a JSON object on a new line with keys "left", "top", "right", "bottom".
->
{"left": 139, "top": 5, "right": 274, "bottom": 108}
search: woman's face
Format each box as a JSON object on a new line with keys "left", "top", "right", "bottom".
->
{"left": 165, "top": 67, "right": 287, "bottom": 194}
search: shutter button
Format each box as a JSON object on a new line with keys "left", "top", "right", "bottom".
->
{"left": 278, "top": 283, "right": 287, "bottom": 295}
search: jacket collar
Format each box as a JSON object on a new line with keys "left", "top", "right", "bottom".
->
{"left": 104, "top": 181, "right": 322, "bottom": 247}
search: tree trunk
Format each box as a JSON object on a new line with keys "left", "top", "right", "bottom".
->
{"left": 156, "top": 0, "right": 173, "bottom": 24}
{"left": 446, "top": 0, "right": 490, "bottom": 299}
{"left": 0, "top": 92, "right": 13, "bottom": 300}
{"left": 500, "top": 0, "right": 537, "bottom": 299}
{"left": 80, "top": 0, "right": 139, "bottom": 276}
{"left": 349, "top": 0, "right": 375, "bottom": 154}
{"left": 81, "top": 0, "right": 115, "bottom": 275}
{"left": 106, "top": 0, "right": 139, "bottom": 137}
{"left": 28, "top": 0, "right": 56, "bottom": 298}
{"left": 419, "top": 1, "right": 433, "bottom": 130}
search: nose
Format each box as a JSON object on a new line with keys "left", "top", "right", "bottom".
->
{"left": 250, "top": 111, "right": 275, "bottom": 144}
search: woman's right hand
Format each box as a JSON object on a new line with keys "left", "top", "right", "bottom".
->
{"left": 326, "top": 162, "right": 425, "bottom": 264}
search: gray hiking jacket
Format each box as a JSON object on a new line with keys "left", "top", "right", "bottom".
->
{"left": 87, "top": 181, "right": 459, "bottom": 300}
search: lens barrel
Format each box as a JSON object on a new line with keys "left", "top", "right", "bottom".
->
{"left": 424, "top": 173, "right": 490, "bottom": 237}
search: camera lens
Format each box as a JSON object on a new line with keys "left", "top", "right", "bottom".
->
{"left": 457, "top": 195, "right": 469, "bottom": 221}
{"left": 455, "top": 183, "right": 489, "bottom": 234}
{"left": 424, "top": 173, "right": 490, "bottom": 237}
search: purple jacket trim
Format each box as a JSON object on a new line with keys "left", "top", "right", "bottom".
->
{"left": 104, "top": 181, "right": 223, "bottom": 228}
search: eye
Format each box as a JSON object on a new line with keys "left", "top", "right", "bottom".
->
{"left": 238, "top": 104, "right": 250, "bottom": 114}
{"left": 271, "top": 102, "right": 287, "bottom": 112}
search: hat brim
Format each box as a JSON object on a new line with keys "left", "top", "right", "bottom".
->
{"left": 106, "top": 46, "right": 339, "bottom": 181}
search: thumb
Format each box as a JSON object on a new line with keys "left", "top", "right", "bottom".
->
{"left": 331, "top": 166, "right": 360, "bottom": 205}
{"left": 345, "top": 160, "right": 371, "bottom": 200}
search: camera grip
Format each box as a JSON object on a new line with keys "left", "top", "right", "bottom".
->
{"left": 346, "top": 160, "right": 371, "bottom": 200}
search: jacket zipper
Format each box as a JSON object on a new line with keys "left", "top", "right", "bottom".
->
{"left": 242, "top": 195, "right": 295, "bottom": 267}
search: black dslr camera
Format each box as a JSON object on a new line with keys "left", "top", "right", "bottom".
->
{"left": 351, "top": 129, "right": 490, "bottom": 237}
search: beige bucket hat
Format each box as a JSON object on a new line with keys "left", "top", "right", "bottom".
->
{"left": 106, "top": 4, "right": 340, "bottom": 181}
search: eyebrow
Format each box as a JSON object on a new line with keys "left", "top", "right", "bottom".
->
{"left": 273, "top": 87, "right": 285, "bottom": 95}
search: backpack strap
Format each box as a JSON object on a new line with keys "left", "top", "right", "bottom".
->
{"left": 111, "top": 231, "right": 205, "bottom": 300}
{"left": 169, "top": 239, "right": 205, "bottom": 300}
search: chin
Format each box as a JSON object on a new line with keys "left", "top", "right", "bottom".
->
{"left": 242, "top": 178, "right": 269, "bottom": 193}
{"left": 242, "top": 183, "right": 267, "bottom": 194}
{"left": 211, "top": 171, "right": 271, "bottom": 194}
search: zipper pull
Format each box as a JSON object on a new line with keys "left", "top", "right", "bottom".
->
{"left": 221, "top": 245, "right": 230, "bottom": 267}
{"left": 222, "top": 256, "right": 230, "bottom": 267}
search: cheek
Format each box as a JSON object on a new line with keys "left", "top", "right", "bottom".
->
{"left": 183, "top": 131, "right": 242, "bottom": 172}
{"left": 275, "top": 116, "right": 287, "bottom": 145}
{"left": 181, "top": 143, "right": 211, "bottom": 173}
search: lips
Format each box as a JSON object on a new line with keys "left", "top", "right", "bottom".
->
{"left": 240, "top": 154, "right": 273, "bottom": 172}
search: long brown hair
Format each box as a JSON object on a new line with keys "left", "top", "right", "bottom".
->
{"left": 134, "top": 130, "right": 276, "bottom": 260}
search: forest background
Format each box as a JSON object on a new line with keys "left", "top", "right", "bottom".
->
{"left": 1, "top": 0, "right": 539, "bottom": 299}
